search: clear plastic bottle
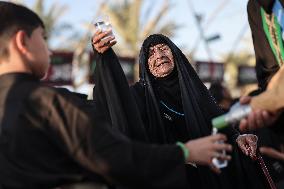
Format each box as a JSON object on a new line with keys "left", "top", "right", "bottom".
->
{"left": 93, "top": 15, "right": 114, "bottom": 38}
{"left": 212, "top": 102, "right": 252, "bottom": 130}
{"left": 211, "top": 127, "right": 228, "bottom": 169}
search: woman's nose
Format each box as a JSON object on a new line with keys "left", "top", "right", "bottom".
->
{"left": 155, "top": 48, "right": 163, "bottom": 58}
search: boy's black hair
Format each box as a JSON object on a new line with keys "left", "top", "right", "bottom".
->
{"left": 0, "top": 1, "right": 44, "bottom": 58}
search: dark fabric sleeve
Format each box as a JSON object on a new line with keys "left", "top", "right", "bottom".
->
{"left": 247, "top": 0, "right": 280, "bottom": 90}
{"left": 55, "top": 87, "right": 89, "bottom": 99}
{"left": 92, "top": 49, "right": 148, "bottom": 142}
{"left": 29, "top": 88, "right": 189, "bottom": 189}
{"left": 129, "top": 83, "right": 148, "bottom": 126}
{"left": 87, "top": 116, "right": 189, "bottom": 189}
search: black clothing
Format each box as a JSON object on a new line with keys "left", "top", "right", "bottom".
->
{"left": 247, "top": 0, "right": 284, "bottom": 90}
{"left": 0, "top": 72, "right": 189, "bottom": 189}
{"left": 153, "top": 68, "right": 187, "bottom": 143}
{"left": 158, "top": 100, "right": 187, "bottom": 143}
{"left": 257, "top": 128, "right": 284, "bottom": 184}
{"left": 93, "top": 34, "right": 270, "bottom": 189}
{"left": 132, "top": 34, "right": 269, "bottom": 189}
{"left": 247, "top": 0, "right": 284, "bottom": 133}
{"left": 93, "top": 48, "right": 148, "bottom": 142}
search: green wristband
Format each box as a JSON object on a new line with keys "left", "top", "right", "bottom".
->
{"left": 176, "top": 142, "right": 189, "bottom": 160}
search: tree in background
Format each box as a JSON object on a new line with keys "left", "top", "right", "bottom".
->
{"left": 9, "top": 0, "right": 71, "bottom": 48}
{"left": 71, "top": 0, "right": 179, "bottom": 89}
{"left": 103, "top": 0, "right": 178, "bottom": 57}
{"left": 98, "top": 0, "right": 178, "bottom": 82}
{"left": 31, "top": 0, "right": 71, "bottom": 47}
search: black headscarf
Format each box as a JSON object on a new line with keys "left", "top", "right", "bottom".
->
{"left": 134, "top": 34, "right": 226, "bottom": 143}
{"left": 248, "top": 0, "right": 284, "bottom": 90}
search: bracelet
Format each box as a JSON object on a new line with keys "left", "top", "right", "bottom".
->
{"left": 176, "top": 142, "right": 189, "bottom": 160}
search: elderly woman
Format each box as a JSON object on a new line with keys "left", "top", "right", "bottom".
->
{"left": 92, "top": 31, "right": 270, "bottom": 189}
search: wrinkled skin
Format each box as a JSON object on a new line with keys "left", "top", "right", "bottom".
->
{"left": 147, "top": 43, "right": 174, "bottom": 78}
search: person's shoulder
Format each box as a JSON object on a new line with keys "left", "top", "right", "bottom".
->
{"left": 55, "top": 87, "right": 88, "bottom": 99}
{"left": 29, "top": 85, "right": 92, "bottom": 113}
{"left": 26, "top": 85, "right": 70, "bottom": 108}
{"left": 29, "top": 85, "right": 86, "bottom": 100}
{"left": 14, "top": 84, "right": 60, "bottom": 120}
{"left": 26, "top": 84, "right": 56, "bottom": 105}
{"left": 28, "top": 85, "right": 90, "bottom": 117}
{"left": 30, "top": 85, "right": 59, "bottom": 98}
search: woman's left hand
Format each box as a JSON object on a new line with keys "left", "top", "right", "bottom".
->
{"left": 236, "top": 134, "right": 258, "bottom": 159}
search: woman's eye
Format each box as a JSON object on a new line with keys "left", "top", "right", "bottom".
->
{"left": 161, "top": 46, "right": 168, "bottom": 51}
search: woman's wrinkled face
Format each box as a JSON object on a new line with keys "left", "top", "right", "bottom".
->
{"left": 147, "top": 43, "right": 174, "bottom": 78}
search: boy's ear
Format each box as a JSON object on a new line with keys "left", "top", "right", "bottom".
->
{"left": 14, "top": 30, "right": 29, "bottom": 55}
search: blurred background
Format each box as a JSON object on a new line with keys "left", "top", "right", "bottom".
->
{"left": 7, "top": 0, "right": 257, "bottom": 99}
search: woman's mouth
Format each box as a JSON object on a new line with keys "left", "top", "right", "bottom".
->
{"left": 156, "top": 60, "right": 169, "bottom": 67}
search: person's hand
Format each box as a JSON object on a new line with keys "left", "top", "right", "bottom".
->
{"left": 236, "top": 134, "right": 258, "bottom": 159}
{"left": 185, "top": 134, "right": 232, "bottom": 174}
{"left": 92, "top": 29, "right": 117, "bottom": 53}
{"left": 239, "top": 96, "right": 279, "bottom": 132}
{"left": 260, "top": 146, "right": 284, "bottom": 161}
